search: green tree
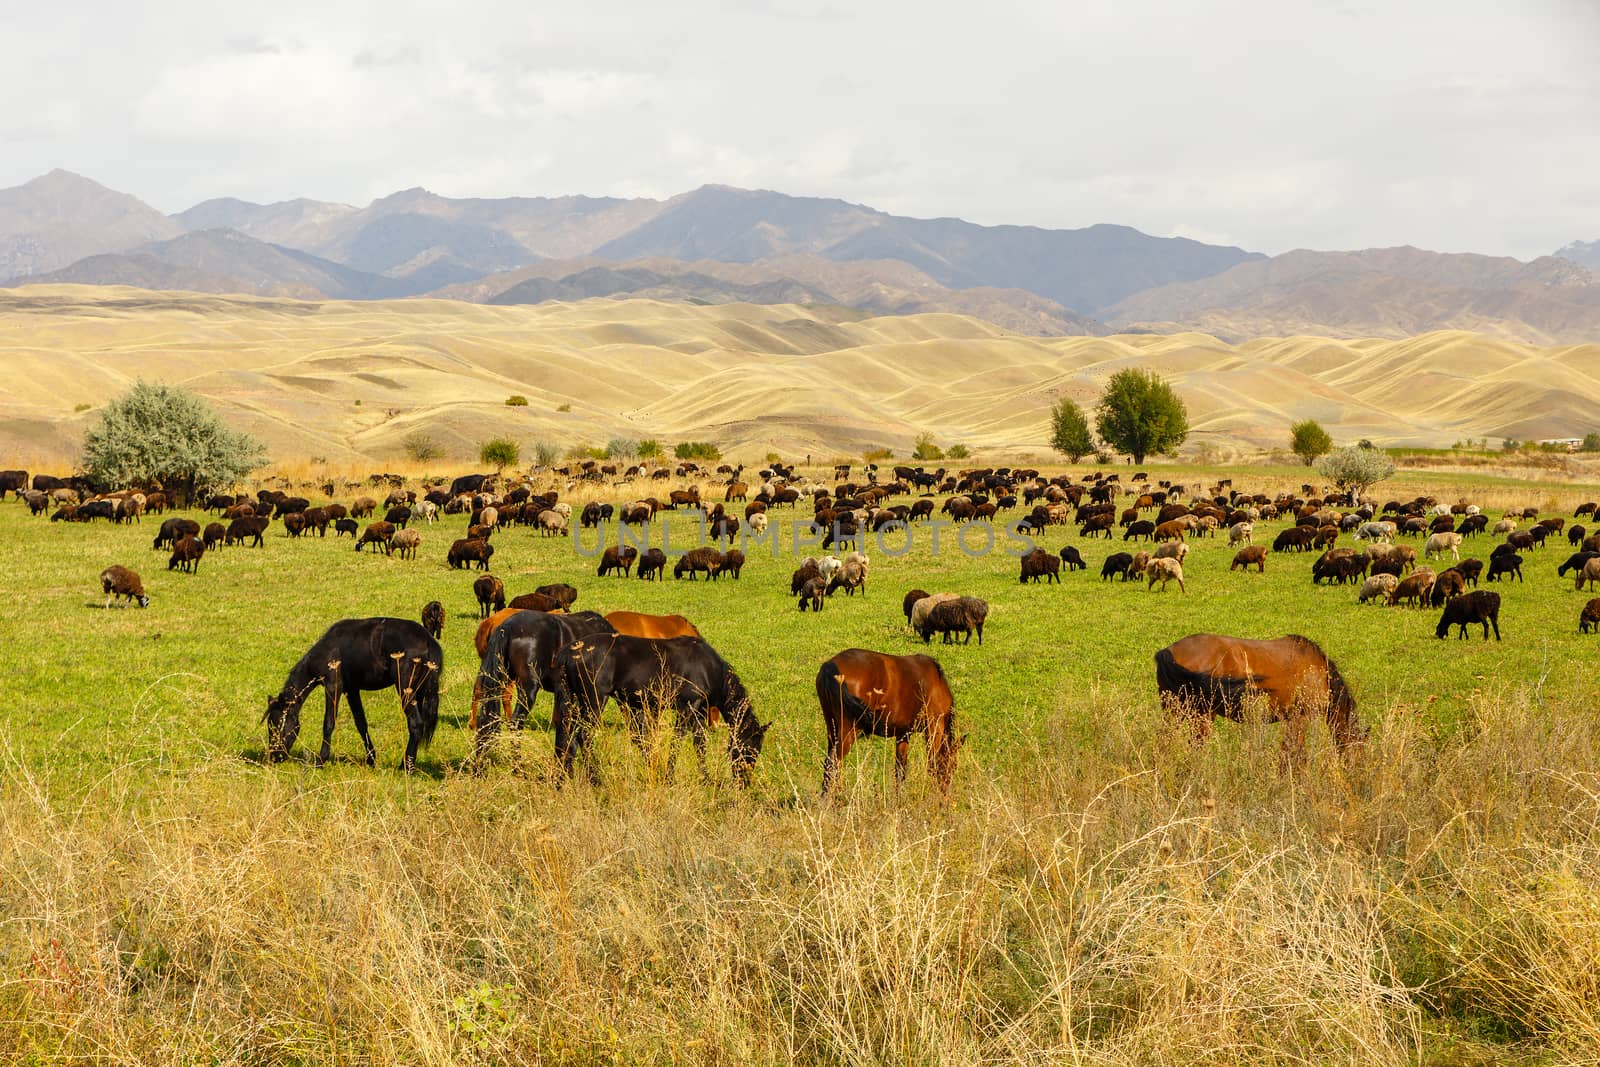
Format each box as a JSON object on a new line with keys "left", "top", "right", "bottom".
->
{"left": 479, "top": 437, "right": 520, "bottom": 472}
{"left": 912, "top": 433, "right": 945, "bottom": 461}
{"left": 1049, "top": 397, "right": 1095, "bottom": 462}
{"left": 1315, "top": 445, "right": 1395, "bottom": 503}
{"left": 946, "top": 443, "right": 971, "bottom": 460}
{"left": 1581, "top": 433, "right": 1600, "bottom": 453}
{"left": 1289, "top": 419, "right": 1334, "bottom": 466}
{"left": 504, "top": 394, "right": 529, "bottom": 407}
{"left": 1093, "top": 370, "right": 1188, "bottom": 464}
{"left": 81, "top": 381, "right": 265, "bottom": 505}
{"left": 637, "top": 439, "right": 664, "bottom": 460}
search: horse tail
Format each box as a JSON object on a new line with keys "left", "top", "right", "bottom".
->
{"left": 1154, "top": 645, "right": 1251, "bottom": 716}
{"left": 472, "top": 618, "right": 515, "bottom": 736}
{"left": 1321, "top": 653, "right": 1362, "bottom": 745}
{"left": 815, "top": 660, "right": 873, "bottom": 726}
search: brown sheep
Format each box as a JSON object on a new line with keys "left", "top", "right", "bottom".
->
{"left": 535, "top": 583, "right": 579, "bottom": 609}
{"left": 1581, "top": 598, "right": 1600, "bottom": 634}
{"left": 168, "top": 535, "right": 205, "bottom": 574}
{"left": 99, "top": 565, "right": 149, "bottom": 608}
{"left": 1230, "top": 545, "right": 1267, "bottom": 572}
{"left": 421, "top": 600, "right": 444, "bottom": 639}
{"left": 447, "top": 537, "right": 494, "bottom": 570}
{"left": 473, "top": 575, "right": 505, "bottom": 616}
{"left": 356, "top": 521, "right": 397, "bottom": 555}
{"left": 637, "top": 548, "right": 668, "bottom": 581}
{"left": 1389, "top": 569, "right": 1436, "bottom": 607}
{"left": 798, "top": 576, "right": 827, "bottom": 612}
{"left": 1019, "top": 547, "right": 1061, "bottom": 584}
{"left": 902, "top": 588, "right": 930, "bottom": 626}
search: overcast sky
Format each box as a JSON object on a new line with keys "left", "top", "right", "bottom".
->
{"left": 3, "top": 0, "right": 1594, "bottom": 258}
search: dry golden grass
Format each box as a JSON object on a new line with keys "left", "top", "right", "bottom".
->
{"left": 3, "top": 688, "right": 1595, "bottom": 1065}
{"left": 3, "top": 286, "right": 1599, "bottom": 467}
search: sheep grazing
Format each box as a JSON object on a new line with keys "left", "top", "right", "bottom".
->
{"left": 826, "top": 559, "right": 867, "bottom": 597}
{"left": 909, "top": 592, "right": 958, "bottom": 633}
{"left": 597, "top": 545, "right": 637, "bottom": 577}
{"left": 637, "top": 548, "right": 668, "bottom": 581}
{"left": 1146, "top": 557, "right": 1185, "bottom": 593}
{"left": 1228, "top": 521, "right": 1253, "bottom": 545}
{"left": 902, "top": 588, "right": 930, "bottom": 626}
{"left": 1424, "top": 532, "right": 1463, "bottom": 561}
{"left": 1436, "top": 590, "right": 1501, "bottom": 641}
{"left": 168, "top": 535, "right": 205, "bottom": 574}
{"left": 919, "top": 596, "right": 988, "bottom": 645}
{"left": 1578, "top": 557, "right": 1600, "bottom": 592}
{"left": 1019, "top": 547, "right": 1061, "bottom": 584}
{"left": 390, "top": 528, "right": 422, "bottom": 560}
{"left": 99, "top": 565, "right": 149, "bottom": 608}
{"left": 797, "top": 576, "right": 827, "bottom": 612}
{"left": 1100, "top": 552, "right": 1133, "bottom": 581}
{"left": 508, "top": 592, "right": 563, "bottom": 612}
{"left": 534, "top": 583, "right": 579, "bottom": 610}
{"left": 1230, "top": 545, "right": 1267, "bottom": 572}
{"left": 1389, "top": 568, "right": 1435, "bottom": 608}
{"left": 1059, "top": 545, "right": 1086, "bottom": 571}
{"left": 474, "top": 575, "right": 506, "bottom": 617}
{"left": 1487, "top": 552, "right": 1523, "bottom": 583}
{"left": 1429, "top": 568, "right": 1467, "bottom": 607}
{"left": 357, "top": 522, "right": 397, "bottom": 555}
{"left": 1153, "top": 540, "right": 1187, "bottom": 562}
{"left": 537, "top": 509, "right": 568, "bottom": 537}
{"left": 447, "top": 538, "right": 494, "bottom": 570}
{"left": 421, "top": 600, "right": 444, "bottom": 639}
{"left": 675, "top": 546, "right": 723, "bottom": 580}
{"left": 1581, "top": 598, "right": 1600, "bottom": 634}
{"left": 1357, "top": 573, "right": 1398, "bottom": 604}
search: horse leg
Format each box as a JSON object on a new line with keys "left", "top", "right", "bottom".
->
{"left": 347, "top": 690, "right": 378, "bottom": 768}
{"left": 821, "top": 716, "right": 856, "bottom": 802}
{"left": 316, "top": 675, "right": 341, "bottom": 766}
{"left": 894, "top": 736, "right": 910, "bottom": 789}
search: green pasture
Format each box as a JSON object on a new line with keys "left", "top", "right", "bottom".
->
{"left": 5, "top": 466, "right": 1600, "bottom": 797}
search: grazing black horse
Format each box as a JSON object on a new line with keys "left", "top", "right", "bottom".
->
{"left": 555, "top": 634, "right": 767, "bottom": 783}
{"left": 471, "top": 610, "right": 616, "bottom": 760}
{"left": 264, "top": 618, "right": 441, "bottom": 772}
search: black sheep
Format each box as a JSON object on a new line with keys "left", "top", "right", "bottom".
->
{"left": 1435, "top": 591, "right": 1501, "bottom": 641}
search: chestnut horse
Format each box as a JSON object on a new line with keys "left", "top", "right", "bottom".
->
{"left": 605, "top": 610, "right": 702, "bottom": 639}
{"left": 1154, "top": 633, "right": 1363, "bottom": 758}
{"left": 816, "top": 649, "right": 961, "bottom": 799}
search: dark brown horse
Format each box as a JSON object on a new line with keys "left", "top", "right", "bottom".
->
{"left": 264, "top": 618, "right": 441, "bottom": 772}
{"left": 1154, "top": 633, "right": 1363, "bottom": 758}
{"left": 816, "top": 649, "right": 961, "bottom": 799}
{"left": 605, "top": 610, "right": 702, "bottom": 639}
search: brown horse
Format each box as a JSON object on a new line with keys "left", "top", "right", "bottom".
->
{"left": 1154, "top": 633, "right": 1363, "bottom": 758}
{"left": 605, "top": 610, "right": 702, "bottom": 639}
{"left": 816, "top": 649, "right": 961, "bottom": 799}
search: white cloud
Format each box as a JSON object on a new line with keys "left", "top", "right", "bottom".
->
{"left": 0, "top": 0, "right": 1592, "bottom": 257}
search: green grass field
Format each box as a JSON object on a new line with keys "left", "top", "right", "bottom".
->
{"left": 2, "top": 463, "right": 1598, "bottom": 1065}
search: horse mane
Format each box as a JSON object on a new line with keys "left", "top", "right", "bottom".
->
{"left": 263, "top": 652, "right": 322, "bottom": 721}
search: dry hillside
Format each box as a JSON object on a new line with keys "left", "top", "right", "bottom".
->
{"left": 2, "top": 285, "right": 1596, "bottom": 466}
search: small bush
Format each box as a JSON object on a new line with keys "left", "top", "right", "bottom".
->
{"left": 863, "top": 447, "right": 895, "bottom": 463}
{"left": 766, "top": 452, "right": 783, "bottom": 464}
{"left": 566, "top": 444, "right": 607, "bottom": 461}
{"left": 946, "top": 443, "right": 970, "bottom": 460}
{"left": 479, "top": 437, "right": 520, "bottom": 471}
{"left": 606, "top": 438, "right": 639, "bottom": 460}
{"left": 674, "top": 441, "right": 722, "bottom": 462}
{"left": 533, "top": 441, "right": 559, "bottom": 467}
{"left": 556, "top": 402, "right": 572, "bottom": 413}
{"left": 402, "top": 433, "right": 443, "bottom": 462}
{"left": 1582, "top": 433, "right": 1600, "bottom": 453}
{"left": 73, "top": 402, "right": 91, "bottom": 413}
{"left": 912, "top": 433, "right": 944, "bottom": 461}
{"left": 637, "top": 439, "right": 664, "bottom": 459}
{"left": 505, "top": 395, "right": 529, "bottom": 407}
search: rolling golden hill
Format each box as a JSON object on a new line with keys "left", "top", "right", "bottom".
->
{"left": 1, "top": 285, "right": 1596, "bottom": 466}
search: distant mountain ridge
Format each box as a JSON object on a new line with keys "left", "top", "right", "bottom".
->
{"left": 1, "top": 169, "right": 1596, "bottom": 342}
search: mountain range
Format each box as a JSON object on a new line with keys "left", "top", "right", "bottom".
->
{"left": 1, "top": 169, "right": 1596, "bottom": 342}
